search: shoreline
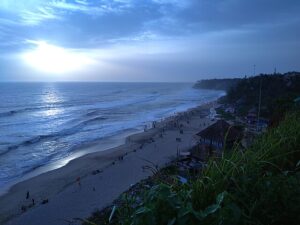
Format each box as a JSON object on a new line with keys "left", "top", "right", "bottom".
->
{"left": 0, "top": 128, "right": 142, "bottom": 196}
{"left": 0, "top": 94, "right": 223, "bottom": 195}
{"left": 0, "top": 100, "right": 218, "bottom": 225}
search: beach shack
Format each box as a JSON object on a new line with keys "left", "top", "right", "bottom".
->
{"left": 246, "top": 108, "right": 257, "bottom": 124}
{"left": 196, "top": 120, "right": 243, "bottom": 149}
{"left": 225, "top": 106, "right": 235, "bottom": 114}
{"left": 256, "top": 118, "right": 269, "bottom": 132}
{"left": 294, "top": 96, "right": 300, "bottom": 107}
{"left": 190, "top": 144, "right": 212, "bottom": 161}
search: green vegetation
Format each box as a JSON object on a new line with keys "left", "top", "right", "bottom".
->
{"left": 195, "top": 72, "right": 300, "bottom": 120}
{"left": 85, "top": 112, "right": 300, "bottom": 225}
{"left": 194, "top": 78, "right": 241, "bottom": 91}
{"left": 222, "top": 72, "right": 300, "bottom": 118}
{"left": 84, "top": 72, "right": 300, "bottom": 225}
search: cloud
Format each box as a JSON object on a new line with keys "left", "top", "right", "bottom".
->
{"left": 0, "top": 0, "right": 135, "bottom": 26}
{"left": 151, "top": 0, "right": 190, "bottom": 8}
{"left": 20, "top": 7, "right": 60, "bottom": 25}
{"left": 50, "top": 1, "right": 108, "bottom": 15}
{"left": 0, "top": 0, "right": 300, "bottom": 81}
{"left": 1, "top": 0, "right": 299, "bottom": 48}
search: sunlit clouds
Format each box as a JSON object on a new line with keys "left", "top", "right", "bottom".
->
{"left": 22, "top": 41, "right": 95, "bottom": 74}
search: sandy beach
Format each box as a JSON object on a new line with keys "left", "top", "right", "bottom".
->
{"left": 0, "top": 101, "right": 217, "bottom": 225}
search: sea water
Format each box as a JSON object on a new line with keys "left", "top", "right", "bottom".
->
{"left": 0, "top": 82, "right": 224, "bottom": 188}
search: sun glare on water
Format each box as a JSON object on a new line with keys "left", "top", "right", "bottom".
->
{"left": 22, "top": 41, "right": 94, "bottom": 74}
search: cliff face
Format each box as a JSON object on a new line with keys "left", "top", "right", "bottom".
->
{"left": 194, "top": 72, "right": 300, "bottom": 118}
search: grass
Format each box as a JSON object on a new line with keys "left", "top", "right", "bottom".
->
{"left": 85, "top": 112, "right": 300, "bottom": 225}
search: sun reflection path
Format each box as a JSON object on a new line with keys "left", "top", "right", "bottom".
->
{"left": 41, "top": 85, "right": 64, "bottom": 117}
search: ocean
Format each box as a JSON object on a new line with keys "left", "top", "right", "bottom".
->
{"left": 0, "top": 82, "right": 224, "bottom": 188}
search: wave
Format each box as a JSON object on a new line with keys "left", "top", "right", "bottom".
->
{"left": 0, "top": 99, "right": 97, "bottom": 119}
{"left": 0, "top": 84, "right": 224, "bottom": 186}
{"left": 0, "top": 126, "right": 139, "bottom": 183}
{"left": 0, "top": 109, "right": 27, "bottom": 117}
{"left": 0, "top": 134, "right": 53, "bottom": 157}
{"left": 0, "top": 106, "right": 58, "bottom": 118}
{"left": 0, "top": 92, "right": 160, "bottom": 120}
{"left": 85, "top": 110, "right": 99, "bottom": 117}
{"left": 111, "top": 90, "right": 125, "bottom": 94}
{"left": 0, "top": 116, "right": 108, "bottom": 157}
{"left": 0, "top": 89, "right": 221, "bottom": 159}
{"left": 79, "top": 93, "right": 161, "bottom": 118}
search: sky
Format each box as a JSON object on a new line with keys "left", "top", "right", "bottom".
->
{"left": 0, "top": 0, "right": 299, "bottom": 82}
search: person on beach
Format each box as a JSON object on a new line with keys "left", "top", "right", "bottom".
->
{"left": 21, "top": 205, "right": 26, "bottom": 212}
{"left": 26, "top": 191, "right": 30, "bottom": 199}
{"left": 41, "top": 199, "right": 49, "bottom": 204}
{"left": 32, "top": 198, "right": 35, "bottom": 206}
{"left": 76, "top": 177, "right": 81, "bottom": 188}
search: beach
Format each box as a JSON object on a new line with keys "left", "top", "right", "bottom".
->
{"left": 0, "top": 101, "right": 217, "bottom": 225}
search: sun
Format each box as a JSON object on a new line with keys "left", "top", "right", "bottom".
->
{"left": 22, "top": 41, "right": 94, "bottom": 74}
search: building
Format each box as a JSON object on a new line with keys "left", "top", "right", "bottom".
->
{"left": 246, "top": 108, "right": 257, "bottom": 124}
{"left": 195, "top": 120, "right": 243, "bottom": 149}
{"left": 225, "top": 106, "right": 235, "bottom": 114}
{"left": 294, "top": 96, "right": 300, "bottom": 106}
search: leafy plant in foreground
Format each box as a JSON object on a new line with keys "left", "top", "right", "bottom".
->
{"left": 85, "top": 112, "right": 300, "bottom": 225}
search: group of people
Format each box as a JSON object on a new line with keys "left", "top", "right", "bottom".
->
{"left": 21, "top": 191, "right": 48, "bottom": 213}
{"left": 20, "top": 191, "right": 34, "bottom": 213}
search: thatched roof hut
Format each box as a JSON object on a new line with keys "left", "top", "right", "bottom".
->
{"left": 190, "top": 144, "right": 212, "bottom": 161}
{"left": 196, "top": 120, "right": 243, "bottom": 148}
